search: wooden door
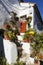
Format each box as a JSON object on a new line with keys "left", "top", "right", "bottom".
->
{"left": 20, "top": 21, "right": 26, "bottom": 33}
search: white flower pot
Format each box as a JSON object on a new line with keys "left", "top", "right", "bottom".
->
{"left": 17, "top": 35, "right": 23, "bottom": 41}
{"left": 21, "top": 42, "right": 30, "bottom": 55}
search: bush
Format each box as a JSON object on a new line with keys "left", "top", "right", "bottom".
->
{"left": 0, "top": 57, "right": 7, "bottom": 65}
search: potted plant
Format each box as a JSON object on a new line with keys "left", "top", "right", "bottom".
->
{"left": 23, "top": 33, "right": 30, "bottom": 42}
{"left": 30, "top": 33, "right": 43, "bottom": 64}
{"left": 8, "top": 30, "right": 18, "bottom": 42}
{"left": 23, "top": 29, "right": 35, "bottom": 43}
{"left": 4, "top": 31, "right": 10, "bottom": 40}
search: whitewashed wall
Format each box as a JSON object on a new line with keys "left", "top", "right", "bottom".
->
{"left": 17, "top": 35, "right": 31, "bottom": 55}
{"left": 20, "top": 42, "right": 34, "bottom": 64}
{"left": 0, "top": 36, "right": 34, "bottom": 64}
{"left": 17, "top": 35, "right": 34, "bottom": 64}
{"left": 21, "top": 42, "right": 30, "bottom": 55}
{"left": 3, "top": 39, "right": 17, "bottom": 64}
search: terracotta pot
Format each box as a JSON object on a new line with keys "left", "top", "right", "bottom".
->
{"left": 23, "top": 39, "right": 30, "bottom": 42}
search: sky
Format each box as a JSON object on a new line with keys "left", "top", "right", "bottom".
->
{"left": 24, "top": 0, "right": 43, "bottom": 20}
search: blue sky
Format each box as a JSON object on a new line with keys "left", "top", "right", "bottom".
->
{"left": 24, "top": 0, "right": 43, "bottom": 20}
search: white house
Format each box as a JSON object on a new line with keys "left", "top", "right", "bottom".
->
{"left": 0, "top": 0, "right": 43, "bottom": 33}
{"left": 0, "top": 0, "right": 43, "bottom": 64}
{"left": 17, "top": 2, "right": 43, "bottom": 33}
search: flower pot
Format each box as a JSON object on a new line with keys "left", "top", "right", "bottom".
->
{"left": 3, "top": 39, "right": 17, "bottom": 64}
{"left": 23, "top": 39, "right": 30, "bottom": 43}
{"left": 21, "top": 42, "right": 30, "bottom": 55}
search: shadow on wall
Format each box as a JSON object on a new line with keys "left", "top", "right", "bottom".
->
{"left": 0, "top": 36, "right": 5, "bottom": 57}
{"left": 37, "top": 23, "right": 43, "bottom": 31}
